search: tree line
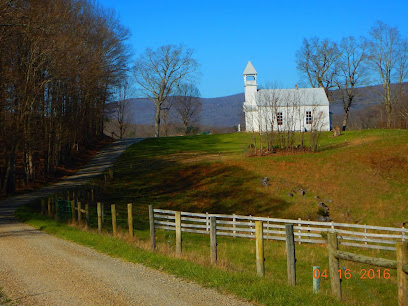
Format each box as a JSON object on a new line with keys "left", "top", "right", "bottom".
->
{"left": 296, "top": 21, "right": 408, "bottom": 130}
{"left": 0, "top": 0, "right": 130, "bottom": 194}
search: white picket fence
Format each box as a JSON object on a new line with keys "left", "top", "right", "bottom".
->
{"left": 154, "top": 209, "right": 408, "bottom": 251}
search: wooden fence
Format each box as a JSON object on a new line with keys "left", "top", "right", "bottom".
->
{"left": 151, "top": 208, "right": 408, "bottom": 304}
{"left": 153, "top": 208, "right": 408, "bottom": 251}
{"left": 328, "top": 232, "right": 408, "bottom": 304}
{"left": 38, "top": 175, "right": 408, "bottom": 305}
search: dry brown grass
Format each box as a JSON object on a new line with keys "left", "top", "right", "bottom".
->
{"left": 153, "top": 139, "right": 407, "bottom": 226}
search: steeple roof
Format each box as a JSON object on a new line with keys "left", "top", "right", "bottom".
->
{"left": 243, "top": 61, "right": 257, "bottom": 75}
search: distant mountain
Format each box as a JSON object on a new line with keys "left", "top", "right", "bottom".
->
{"left": 126, "top": 83, "right": 407, "bottom": 128}
{"left": 128, "top": 93, "right": 245, "bottom": 127}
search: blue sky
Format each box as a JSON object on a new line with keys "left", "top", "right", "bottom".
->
{"left": 99, "top": 0, "right": 408, "bottom": 98}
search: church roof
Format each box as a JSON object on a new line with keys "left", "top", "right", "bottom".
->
{"left": 256, "top": 88, "right": 329, "bottom": 107}
{"left": 243, "top": 61, "right": 257, "bottom": 75}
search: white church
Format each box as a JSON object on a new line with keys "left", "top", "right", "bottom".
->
{"left": 242, "top": 61, "right": 331, "bottom": 132}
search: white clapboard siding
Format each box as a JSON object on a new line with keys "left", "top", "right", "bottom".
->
{"left": 153, "top": 209, "right": 408, "bottom": 251}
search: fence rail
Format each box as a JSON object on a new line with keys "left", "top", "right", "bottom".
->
{"left": 153, "top": 209, "right": 408, "bottom": 251}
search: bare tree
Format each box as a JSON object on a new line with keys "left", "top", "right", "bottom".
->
{"left": 395, "top": 91, "right": 408, "bottom": 128}
{"left": 368, "top": 21, "right": 408, "bottom": 128}
{"left": 309, "top": 106, "right": 325, "bottom": 152}
{"left": 173, "top": 83, "right": 202, "bottom": 135}
{"left": 113, "top": 82, "right": 133, "bottom": 139}
{"left": 335, "top": 36, "right": 368, "bottom": 131}
{"left": 296, "top": 37, "right": 341, "bottom": 99}
{"left": 257, "top": 85, "right": 280, "bottom": 152}
{"left": 132, "top": 45, "right": 198, "bottom": 137}
{"left": 161, "top": 98, "right": 174, "bottom": 137}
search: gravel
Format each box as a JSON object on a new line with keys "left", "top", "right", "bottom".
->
{"left": 0, "top": 222, "right": 250, "bottom": 305}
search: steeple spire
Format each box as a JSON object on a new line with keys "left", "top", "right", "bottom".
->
{"left": 243, "top": 61, "right": 257, "bottom": 75}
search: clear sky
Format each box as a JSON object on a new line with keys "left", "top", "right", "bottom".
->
{"left": 99, "top": 0, "right": 408, "bottom": 98}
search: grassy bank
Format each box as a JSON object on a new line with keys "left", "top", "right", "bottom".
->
{"left": 102, "top": 129, "right": 408, "bottom": 226}
{"left": 16, "top": 205, "right": 344, "bottom": 305}
{"left": 17, "top": 201, "right": 400, "bottom": 305}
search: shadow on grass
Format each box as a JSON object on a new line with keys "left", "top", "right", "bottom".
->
{"left": 94, "top": 150, "right": 290, "bottom": 231}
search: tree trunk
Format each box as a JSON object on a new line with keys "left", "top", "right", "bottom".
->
{"left": 162, "top": 109, "right": 169, "bottom": 137}
{"left": 385, "top": 102, "right": 392, "bottom": 128}
{"left": 342, "top": 110, "right": 349, "bottom": 131}
{"left": 183, "top": 120, "right": 188, "bottom": 135}
{"left": 154, "top": 104, "right": 161, "bottom": 137}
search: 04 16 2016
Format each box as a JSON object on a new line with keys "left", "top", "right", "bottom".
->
{"left": 313, "top": 268, "right": 391, "bottom": 279}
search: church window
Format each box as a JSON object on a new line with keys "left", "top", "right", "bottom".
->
{"left": 306, "top": 111, "right": 312, "bottom": 124}
{"left": 277, "top": 112, "right": 283, "bottom": 125}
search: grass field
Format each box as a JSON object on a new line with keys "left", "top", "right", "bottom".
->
{"left": 103, "top": 129, "right": 408, "bottom": 227}
{"left": 17, "top": 129, "right": 408, "bottom": 305}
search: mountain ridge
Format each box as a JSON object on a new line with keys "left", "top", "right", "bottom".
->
{"left": 126, "top": 84, "right": 407, "bottom": 127}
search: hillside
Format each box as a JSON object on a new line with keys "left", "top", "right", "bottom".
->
{"left": 105, "top": 130, "right": 408, "bottom": 227}
{"left": 127, "top": 93, "right": 245, "bottom": 127}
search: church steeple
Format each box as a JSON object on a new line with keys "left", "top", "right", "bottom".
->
{"left": 243, "top": 61, "right": 257, "bottom": 85}
{"left": 243, "top": 61, "right": 257, "bottom": 107}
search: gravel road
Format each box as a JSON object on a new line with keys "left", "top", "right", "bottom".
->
{"left": 0, "top": 139, "right": 251, "bottom": 305}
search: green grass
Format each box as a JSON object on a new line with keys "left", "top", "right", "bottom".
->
{"left": 16, "top": 129, "right": 408, "bottom": 305}
{"left": 16, "top": 205, "right": 345, "bottom": 305}
{"left": 100, "top": 129, "right": 408, "bottom": 226}
{"left": 17, "top": 202, "right": 400, "bottom": 305}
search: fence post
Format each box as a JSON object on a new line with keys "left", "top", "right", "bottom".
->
{"left": 97, "top": 202, "right": 102, "bottom": 233}
{"left": 328, "top": 232, "right": 342, "bottom": 300}
{"left": 233, "top": 214, "right": 236, "bottom": 237}
{"left": 210, "top": 217, "right": 217, "bottom": 264}
{"left": 175, "top": 211, "right": 182, "bottom": 257}
{"left": 297, "top": 218, "right": 302, "bottom": 245}
{"left": 313, "top": 266, "right": 320, "bottom": 293}
{"left": 364, "top": 224, "right": 367, "bottom": 245}
{"left": 78, "top": 202, "right": 82, "bottom": 223}
{"left": 128, "top": 203, "right": 134, "bottom": 237}
{"left": 85, "top": 203, "right": 89, "bottom": 229}
{"left": 111, "top": 204, "right": 117, "bottom": 236}
{"left": 149, "top": 205, "right": 156, "bottom": 250}
{"left": 397, "top": 241, "right": 408, "bottom": 305}
{"left": 101, "top": 202, "right": 104, "bottom": 224}
{"left": 285, "top": 224, "right": 296, "bottom": 286}
{"left": 72, "top": 188, "right": 76, "bottom": 205}
{"left": 206, "top": 212, "right": 209, "bottom": 232}
{"left": 71, "top": 193, "right": 76, "bottom": 223}
{"left": 255, "top": 221, "right": 265, "bottom": 277}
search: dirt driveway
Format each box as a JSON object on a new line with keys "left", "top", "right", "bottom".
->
{"left": 0, "top": 139, "right": 250, "bottom": 305}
